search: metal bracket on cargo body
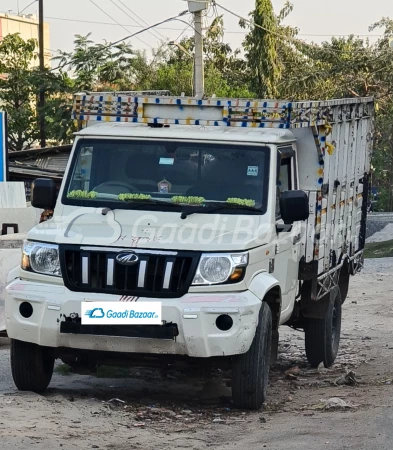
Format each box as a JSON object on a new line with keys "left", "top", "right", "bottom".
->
{"left": 314, "top": 249, "right": 364, "bottom": 301}
{"left": 315, "top": 263, "right": 344, "bottom": 301}
{"left": 349, "top": 250, "right": 364, "bottom": 275}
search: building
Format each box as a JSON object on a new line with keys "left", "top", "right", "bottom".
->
{"left": 8, "top": 145, "right": 72, "bottom": 200}
{"left": 0, "top": 12, "right": 51, "bottom": 66}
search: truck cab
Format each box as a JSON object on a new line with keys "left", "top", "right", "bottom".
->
{"left": 5, "top": 93, "right": 373, "bottom": 410}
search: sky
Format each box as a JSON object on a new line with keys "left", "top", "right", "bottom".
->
{"left": 1, "top": 0, "right": 392, "bottom": 58}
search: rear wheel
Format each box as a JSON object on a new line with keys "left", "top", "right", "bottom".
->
{"left": 11, "top": 339, "right": 54, "bottom": 393}
{"left": 304, "top": 287, "right": 342, "bottom": 368}
{"left": 232, "top": 302, "right": 272, "bottom": 410}
{"left": 339, "top": 267, "right": 350, "bottom": 303}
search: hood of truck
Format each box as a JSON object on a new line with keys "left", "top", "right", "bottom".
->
{"left": 27, "top": 208, "right": 273, "bottom": 252}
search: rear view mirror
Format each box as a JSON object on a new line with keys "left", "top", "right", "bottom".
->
{"left": 280, "top": 190, "right": 309, "bottom": 224}
{"left": 31, "top": 178, "right": 57, "bottom": 210}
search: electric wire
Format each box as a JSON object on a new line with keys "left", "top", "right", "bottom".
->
{"left": 116, "top": 0, "right": 167, "bottom": 41}
{"left": 88, "top": 0, "right": 152, "bottom": 48}
{"left": 6, "top": 12, "right": 383, "bottom": 38}
{"left": 49, "top": 9, "right": 190, "bottom": 72}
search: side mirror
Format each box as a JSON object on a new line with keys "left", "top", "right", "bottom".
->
{"left": 31, "top": 178, "right": 57, "bottom": 210}
{"left": 280, "top": 190, "right": 309, "bottom": 224}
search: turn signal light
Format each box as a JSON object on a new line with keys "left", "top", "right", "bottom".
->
{"left": 229, "top": 268, "right": 244, "bottom": 282}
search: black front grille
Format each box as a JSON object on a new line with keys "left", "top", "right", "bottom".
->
{"left": 60, "top": 319, "right": 179, "bottom": 340}
{"left": 60, "top": 247, "right": 200, "bottom": 298}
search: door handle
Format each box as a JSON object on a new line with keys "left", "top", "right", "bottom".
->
{"left": 276, "top": 224, "right": 293, "bottom": 233}
{"left": 293, "top": 233, "right": 301, "bottom": 244}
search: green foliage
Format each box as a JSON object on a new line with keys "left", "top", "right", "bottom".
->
{"left": 67, "top": 190, "right": 97, "bottom": 199}
{"left": 364, "top": 239, "right": 393, "bottom": 259}
{"left": 0, "top": 34, "right": 39, "bottom": 151}
{"left": 54, "top": 364, "right": 72, "bottom": 376}
{"left": 0, "top": 33, "right": 75, "bottom": 150}
{"left": 1, "top": 5, "right": 393, "bottom": 213}
{"left": 53, "top": 34, "right": 137, "bottom": 91}
{"left": 227, "top": 198, "right": 256, "bottom": 207}
{"left": 242, "top": 0, "right": 281, "bottom": 98}
{"left": 118, "top": 193, "right": 152, "bottom": 201}
{"left": 171, "top": 196, "right": 205, "bottom": 205}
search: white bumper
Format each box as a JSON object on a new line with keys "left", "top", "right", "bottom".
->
{"left": 5, "top": 279, "right": 262, "bottom": 358}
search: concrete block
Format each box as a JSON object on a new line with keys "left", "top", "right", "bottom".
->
{"left": 0, "top": 206, "right": 38, "bottom": 236}
{"left": 0, "top": 233, "right": 27, "bottom": 248}
{"left": 0, "top": 182, "right": 26, "bottom": 208}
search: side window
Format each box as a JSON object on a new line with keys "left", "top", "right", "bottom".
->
{"left": 279, "top": 159, "right": 291, "bottom": 192}
{"left": 276, "top": 158, "right": 292, "bottom": 218}
{"left": 68, "top": 146, "right": 93, "bottom": 192}
{"left": 276, "top": 147, "right": 298, "bottom": 219}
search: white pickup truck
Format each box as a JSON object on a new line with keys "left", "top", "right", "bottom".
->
{"left": 5, "top": 93, "right": 373, "bottom": 409}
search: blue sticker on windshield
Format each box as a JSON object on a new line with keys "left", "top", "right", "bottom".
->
{"left": 159, "top": 158, "right": 174, "bottom": 165}
{"left": 247, "top": 166, "right": 259, "bottom": 176}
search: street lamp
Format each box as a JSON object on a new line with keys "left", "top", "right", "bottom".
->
{"left": 168, "top": 41, "right": 193, "bottom": 59}
{"left": 168, "top": 41, "right": 194, "bottom": 96}
{"left": 19, "top": 0, "right": 38, "bottom": 16}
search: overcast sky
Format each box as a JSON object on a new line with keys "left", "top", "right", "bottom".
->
{"left": 1, "top": 0, "right": 391, "bottom": 56}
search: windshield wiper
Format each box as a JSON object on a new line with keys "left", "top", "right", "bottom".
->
{"left": 112, "top": 199, "right": 178, "bottom": 210}
{"left": 180, "top": 202, "right": 262, "bottom": 219}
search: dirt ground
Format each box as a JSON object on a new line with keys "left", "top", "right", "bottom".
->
{"left": 1, "top": 258, "right": 393, "bottom": 450}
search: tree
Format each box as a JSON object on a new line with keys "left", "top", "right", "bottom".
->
{"left": 0, "top": 34, "right": 40, "bottom": 151}
{"left": 242, "top": 0, "right": 281, "bottom": 98}
{"left": 53, "top": 34, "right": 139, "bottom": 91}
{"left": 2, "top": 6, "right": 393, "bottom": 213}
{"left": 152, "top": 17, "right": 254, "bottom": 97}
{"left": 0, "top": 34, "right": 75, "bottom": 150}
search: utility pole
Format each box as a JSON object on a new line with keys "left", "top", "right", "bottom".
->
{"left": 187, "top": 1, "right": 208, "bottom": 97}
{"left": 38, "top": 0, "right": 46, "bottom": 148}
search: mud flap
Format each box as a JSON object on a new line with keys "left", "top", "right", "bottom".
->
{"left": 300, "top": 280, "right": 331, "bottom": 319}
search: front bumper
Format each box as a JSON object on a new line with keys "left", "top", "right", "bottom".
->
{"left": 5, "top": 279, "right": 262, "bottom": 358}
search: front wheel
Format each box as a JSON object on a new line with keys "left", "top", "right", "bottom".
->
{"left": 11, "top": 340, "right": 55, "bottom": 393}
{"left": 231, "top": 302, "right": 272, "bottom": 410}
{"left": 304, "top": 287, "right": 342, "bottom": 368}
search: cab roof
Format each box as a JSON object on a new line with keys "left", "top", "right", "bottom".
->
{"left": 75, "top": 122, "right": 296, "bottom": 145}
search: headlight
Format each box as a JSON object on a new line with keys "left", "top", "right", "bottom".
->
{"left": 21, "top": 241, "right": 62, "bottom": 277}
{"left": 192, "top": 252, "right": 248, "bottom": 286}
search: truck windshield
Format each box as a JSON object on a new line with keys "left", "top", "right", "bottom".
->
{"left": 63, "top": 139, "right": 270, "bottom": 214}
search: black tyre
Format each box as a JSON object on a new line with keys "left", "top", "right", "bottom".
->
{"left": 304, "top": 287, "right": 342, "bottom": 368}
{"left": 232, "top": 302, "right": 272, "bottom": 410}
{"left": 11, "top": 339, "right": 55, "bottom": 393}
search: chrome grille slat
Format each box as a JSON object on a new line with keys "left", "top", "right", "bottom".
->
{"left": 163, "top": 261, "right": 174, "bottom": 290}
{"left": 106, "top": 258, "right": 114, "bottom": 286}
{"left": 138, "top": 260, "right": 147, "bottom": 288}
{"left": 82, "top": 256, "right": 89, "bottom": 284}
{"left": 62, "top": 247, "right": 199, "bottom": 299}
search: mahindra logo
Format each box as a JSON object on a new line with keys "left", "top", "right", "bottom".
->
{"left": 116, "top": 252, "right": 139, "bottom": 266}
